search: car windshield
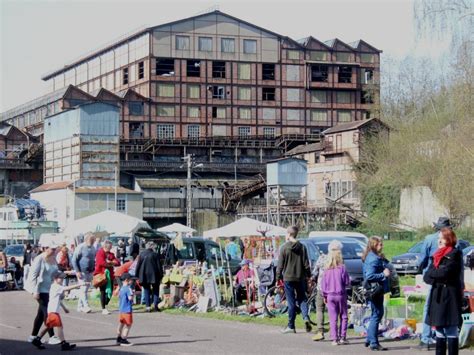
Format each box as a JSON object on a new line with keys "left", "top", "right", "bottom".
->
{"left": 4, "top": 245, "right": 24, "bottom": 256}
{"left": 408, "top": 242, "right": 423, "bottom": 254}
{"left": 314, "top": 242, "right": 363, "bottom": 259}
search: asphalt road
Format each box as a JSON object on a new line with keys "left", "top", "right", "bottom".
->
{"left": 0, "top": 290, "right": 445, "bottom": 354}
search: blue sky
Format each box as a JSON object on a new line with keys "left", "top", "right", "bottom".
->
{"left": 0, "top": 0, "right": 448, "bottom": 112}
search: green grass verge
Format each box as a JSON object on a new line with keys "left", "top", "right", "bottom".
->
{"left": 382, "top": 240, "right": 418, "bottom": 260}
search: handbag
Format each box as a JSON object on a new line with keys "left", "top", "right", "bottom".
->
{"left": 92, "top": 273, "right": 107, "bottom": 288}
{"left": 363, "top": 280, "right": 383, "bottom": 301}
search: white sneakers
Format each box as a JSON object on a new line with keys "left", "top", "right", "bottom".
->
{"left": 101, "top": 309, "right": 110, "bottom": 315}
{"left": 27, "top": 335, "right": 36, "bottom": 343}
{"left": 82, "top": 306, "right": 92, "bottom": 313}
{"left": 48, "top": 336, "right": 61, "bottom": 345}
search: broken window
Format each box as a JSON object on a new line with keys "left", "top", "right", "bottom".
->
{"left": 361, "top": 69, "right": 374, "bottom": 84}
{"left": 262, "top": 63, "right": 275, "bottom": 80}
{"left": 262, "top": 87, "right": 275, "bottom": 101}
{"left": 187, "top": 60, "right": 201, "bottom": 77}
{"left": 361, "top": 91, "right": 374, "bottom": 104}
{"left": 338, "top": 66, "right": 352, "bottom": 83}
{"left": 212, "top": 107, "right": 226, "bottom": 118}
{"left": 212, "top": 61, "right": 226, "bottom": 78}
{"left": 176, "top": 35, "right": 190, "bottom": 50}
{"left": 310, "top": 90, "right": 327, "bottom": 103}
{"left": 129, "top": 122, "right": 144, "bottom": 138}
{"left": 311, "top": 65, "right": 328, "bottom": 82}
{"left": 157, "top": 105, "right": 175, "bottom": 117}
{"left": 212, "top": 86, "right": 225, "bottom": 99}
{"left": 155, "top": 59, "right": 174, "bottom": 76}
{"left": 122, "top": 67, "right": 129, "bottom": 85}
{"left": 138, "top": 61, "right": 144, "bottom": 79}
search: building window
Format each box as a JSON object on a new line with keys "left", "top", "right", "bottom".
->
{"left": 238, "top": 63, "right": 251, "bottom": 80}
{"left": 198, "top": 37, "right": 212, "bottom": 51}
{"left": 286, "top": 65, "right": 300, "bottom": 81}
{"left": 198, "top": 198, "right": 211, "bottom": 209}
{"left": 188, "top": 125, "right": 200, "bottom": 138}
{"left": 157, "top": 83, "right": 174, "bottom": 97}
{"left": 287, "top": 50, "right": 300, "bottom": 60}
{"left": 336, "top": 52, "right": 352, "bottom": 62}
{"left": 361, "top": 91, "right": 374, "bottom": 104}
{"left": 239, "top": 107, "right": 251, "bottom": 119}
{"left": 122, "top": 67, "right": 129, "bottom": 85}
{"left": 238, "top": 127, "right": 251, "bottom": 137}
{"left": 287, "top": 109, "right": 301, "bottom": 120}
{"left": 169, "top": 198, "right": 182, "bottom": 208}
{"left": 221, "top": 38, "right": 235, "bottom": 53}
{"left": 338, "top": 110, "right": 352, "bottom": 122}
{"left": 116, "top": 198, "right": 126, "bottom": 212}
{"left": 128, "top": 102, "right": 144, "bottom": 116}
{"left": 243, "top": 39, "right": 257, "bottom": 54}
{"left": 187, "top": 106, "right": 200, "bottom": 118}
{"left": 262, "top": 108, "right": 276, "bottom": 120}
{"left": 262, "top": 87, "right": 275, "bottom": 101}
{"left": 310, "top": 90, "right": 327, "bottom": 103}
{"left": 337, "top": 91, "right": 351, "bottom": 104}
{"left": 310, "top": 51, "right": 328, "bottom": 61}
{"left": 129, "top": 122, "right": 144, "bottom": 138}
{"left": 157, "top": 124, "right": 175, "bottom": 139}
{"left": 187, "top": 84, "right": 200, "bottom": 99}
{"left": 157, "top": 105, "right": 175, "bottom": 117}
{"left": 238, "top": 87, "right": 251, "bottom": 100}
{"left": 311, "top": 109, "right": 328, "bottom": 122}
{"left": 138, "top": 61, "right": 144, "bottom": 79}
{"left": 262, "top": 63, "right": 275, "bottom": 80}
{"left": 361, "top": 69, "right": 374, "bottom": 84}
{"left": 212, "top": 107, "right": 226, "bottom": 119}
{"left": 286, "top": 88, "right": 300, "bottom": 102}
{"left": 338, "top": 66, "right": 352, "bottom": 83}
{"left": 212, "top": 86, "right": 225, "bottom": 99}
{"left": 176, "top": 35, "right": 190, "bottom": 50}
{"left": 311, "top": 65, "right": 328, "bottom": 82}
{"left": 155, "top": 58, "right": 174, "bottom": 76}
{"left": 187, "top": 60, "right": 201, "bottom": 77}
{"left": 212, "top": 61, "right": 226, "bottom": 78}
{"left": 361, "top": 53, "right": 375, "bottom": 63}
{"left": 143, "top": 198, "right": 155, "bottom": 208}
{"left": 263, "top": 127, "right": 275, "bottom": 138}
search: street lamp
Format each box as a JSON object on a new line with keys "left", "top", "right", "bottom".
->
{"left": 182, "top": 155, "right": 203, "bottom": 228}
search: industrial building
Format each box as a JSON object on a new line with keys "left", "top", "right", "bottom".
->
{"left": 0, "top": 10, "right": 381, "bottom": 231}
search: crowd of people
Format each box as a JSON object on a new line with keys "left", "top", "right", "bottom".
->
{"left": 275, "top": 218, "right": 464, "bottom": 354}
{"left": 0, "top": 215, "right": 466, "bottom": 353}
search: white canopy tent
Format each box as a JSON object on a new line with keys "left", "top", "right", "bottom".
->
{"left": 157, "top": 223, "right": 196, "bottom": 234}
{"left": 63, "top": 210, "right": 150, "bottom": 237}
{"left": 203, "top": 217, "right": 287, "bottom": 239}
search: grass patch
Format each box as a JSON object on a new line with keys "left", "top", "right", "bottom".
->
{"left": 383, "top": 240, "right": 418, "bottom": 260}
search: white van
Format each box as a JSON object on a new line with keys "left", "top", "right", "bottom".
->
{"left": 308, "top": 231, "right": 368, "bottom": 245}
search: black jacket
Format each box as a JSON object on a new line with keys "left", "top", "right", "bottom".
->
{"left": 136, "top": 249, "right": 163, "bottom": 285}
{"left": 423, "top": 248, "right": 463, "bottom": 327}
{"left": 276, "top": 241, "right": 311, "bottom": 282}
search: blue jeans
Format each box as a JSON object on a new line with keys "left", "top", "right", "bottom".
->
{"left": 367, "top": 293, "right": 384, "bottom": 347}
{"left": 284, "top": 280, "right": 309, "bottom": 329}
{"left": 143, "top": 282, "right": 160, "bottom": 308}
{"left": 435, "top": 326, "right": 458, "bottom": 339}
{"left": 421, "top": 284, "right": 434, "bottom": 344}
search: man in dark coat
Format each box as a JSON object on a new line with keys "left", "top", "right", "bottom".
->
{"left": 136, "top": 241, "right": 163, "bottom": 312}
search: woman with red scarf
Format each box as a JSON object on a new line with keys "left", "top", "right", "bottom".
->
{"left": 423, "top": 228, "right": 463, "bottom": 355}
{"left": 94, "top": 240, "right": 120, "bottom": 315}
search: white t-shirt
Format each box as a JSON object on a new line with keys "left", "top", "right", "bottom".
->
{"left": 48, "top": 283, "right": 65, "bottom": 313}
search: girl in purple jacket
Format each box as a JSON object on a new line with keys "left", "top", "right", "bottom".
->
{"left": 321, "top": 240, "right": 351, "bottom": 346}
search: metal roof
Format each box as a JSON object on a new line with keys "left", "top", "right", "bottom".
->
{"left": 285, "top": 142, "right": 323, "bottom": 156}
{"left": 322, "top": 118, "right": 389, "bottom": 135}
{"left": 30, "top": 181, "right": 73, "bottom": 193}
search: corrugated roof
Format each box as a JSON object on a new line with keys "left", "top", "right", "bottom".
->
{"left": 285, "top": 142, "right": 323, "bottom": 156}
{"left": 74, "top": 186, "right": 142, "bottom": 194}
{"left": 30, "top": 181, "right": 73, "bottom": 193}
{"left": 322, "top": 118, "right": 388, "bottom": 135}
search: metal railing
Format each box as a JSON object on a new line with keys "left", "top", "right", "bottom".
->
{"left": 120, "top": 160, "right": 266, "bottom": 172}
{"left": 0, "top": 158, "right": 32, "bottom": 169}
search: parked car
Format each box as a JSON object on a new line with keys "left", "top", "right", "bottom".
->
{"left": 308, "top": 231, "right": 368, "bottom": 245}
{"left": 299, "top": 239, "right": 320, "bottom": 269}
{"left": 4, "top": 244, "right": 24, "bottom": 266}
{"left": 166, "top": 237, "right": 241, "bottom": 274}
{"left": 392, "top": 239, "right": 471, "bottom": 275}
{"left": 463, "top": 246, "right": 474, "bottom": 269}
{"left": 307, "top": 237, "right": 400, "bottom": 298}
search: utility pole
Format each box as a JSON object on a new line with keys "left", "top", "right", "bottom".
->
{"left": 185, "top": 155, "right": 192, "bottom": 228}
